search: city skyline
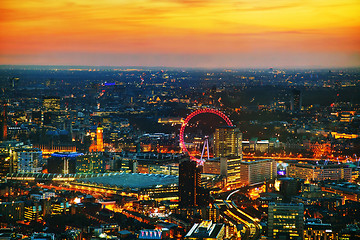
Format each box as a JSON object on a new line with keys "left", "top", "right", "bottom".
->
{"left": 1, "top": 0, "right": 359, "bottom": 68}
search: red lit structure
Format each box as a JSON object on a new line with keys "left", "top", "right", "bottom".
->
{"left": 179, "top": 108, "right": 232, "bottom": 163}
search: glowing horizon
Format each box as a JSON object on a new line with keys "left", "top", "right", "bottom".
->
{"left": 0, "top": 0, "right": 359, "bottom": 68}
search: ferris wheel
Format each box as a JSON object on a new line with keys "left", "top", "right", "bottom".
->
{"left": 179, "top": 108, "right": 233, "bottom": 164}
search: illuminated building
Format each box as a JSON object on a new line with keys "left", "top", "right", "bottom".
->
{"left": 96, "top": 125, "right": 104, "bottom": 151}
{"left": 76, "top": 153, "right": 106, "bottom": 173}
{"left": 214, "top": 126, "right": 242, "bottom": 158}
{"left": 16, "top": 148, "right": 42, "bottom": 173}
{"left": 139, "top": 229, "right": 169, "bottom": 240}
{"left": 322, "top": 183, "right": 360, "bottom": 202}
{"left": 71, "top": 172, "right": 179, "bottom": 201}
{"left": 287, "top": 163, "right": 352, "bottom": 182}
{"left": 0, "top": 201, "right": 24, "bottom": 222}
{"left": 293, "top": 191, "right": 342, "bottom": 211}
{"left": 158, "top": 117, "right": 184, "bottom": 125}
{"left": 242, "top": 138, "right": 279, "bottom": 153}
{"left": 47, "top": 152, "right": 83, "bottom": 174}
{"left": 185, "top": 220, "right": 225, "bottom": 240}
{"left": 240, "top": 159, "right": 277, "bottom": 186}
{"left": 225, "top": 157, "right": 242, "bottom": 186}
{"left": 203, "top": 158, "right": 221, "bottom": 175}
{"left": 268, "top": 202, "right": 304, "bottom": 240}
{"left": 149, "top": 164, "right": 179, "bottom": 175}
{"left": 291, "top": 89, "right": 302, "bottom": 111}
{"left": 42, "top": 96, "right": 60, "bottom": 111}
{"left": 31, "top": 233, "right": 55, "bottom": 240}
{"left": 330, "top": 132, "right": 359, "bottom": 139}
{"left": 51, "top": 199, "right": 70, "bottom": 215}
{"left": 304, "top": 219, "right": 335, "bottom": 240}
{"left": 179, "top": 160, "right": 201, "bottom": 207}
{"left": 24, "top": 201, "right": 43, "bottom": 222}
{"left": 0, "top": 141, "right": 26, "bottom": 177}
{"left": 34, "top": 143, "right": 76, "bottom": 158}
{"left": 338, "top": 224, "right": 360, "bottom": 240}
{"left": 89, "top": 125, "right": 104, "bottom": 152}
{"left": 0, "top": 103, "right": 7, "bottom": 141}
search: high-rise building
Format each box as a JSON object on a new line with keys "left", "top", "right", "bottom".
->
{"left": 214, "top": 126, "right": 242, "bottom": 158}
{"left": 291, "top": 89, "right": 302, "bottom": 112}
{"left": 240, "top": 159, "right": 277, "bottom": 186}
{"left": 179, "top": 160, "right": 201, "bottom": 208}
{"left": 0, "top": 141, "right": 26, "bottom": 177}
{"left": 0, "top": 102, "right": 7, "bottom": 141}
{"left": 16, "top": 148, "right": 43, "bottom": 173}
{"left": 268, "top": 202, "right": 304, "bottom": 240}
{"left": 225, "top": 157, "right": 242, "bottom": 186}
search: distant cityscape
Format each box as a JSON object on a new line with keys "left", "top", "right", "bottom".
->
{"left": 0, "top": 66, "right": 359, "bottom": 240}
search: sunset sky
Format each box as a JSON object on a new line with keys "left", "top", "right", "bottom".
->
{"left": 0, "top": 0, "right": 359, "bottom": 68}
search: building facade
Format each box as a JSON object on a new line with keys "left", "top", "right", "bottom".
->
{"left": 268, "top": 202, "right": 304, "bottom": 240}
{"left": 240, "top": 159, "right": 277, "bottom": 186}
{"left": 16, "top": 148, "right": 43, "bottom": 173}
{"left": 287, "top": 163, "right": 352, "bottom": 182}
{"left": 185, "top": 220, "right": 225, "bottom": 240}
{"left": 214, "top": 126, "right": 242, "bottom": 158}
{"left": 179, "top": 160, "right": 201, "bottom": 207}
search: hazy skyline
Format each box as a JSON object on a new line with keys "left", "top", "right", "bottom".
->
{"left": 1, "top": 0, "right": 359, "bottom": 68}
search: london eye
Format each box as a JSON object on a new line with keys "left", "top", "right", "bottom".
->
{"left": 179, "top": 108, "right": 233, "bottom": 164}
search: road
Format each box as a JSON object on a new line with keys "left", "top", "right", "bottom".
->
{"left": 218, "top": 189, "right": 263, "bottom": 240}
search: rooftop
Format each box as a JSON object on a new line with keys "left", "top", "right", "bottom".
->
{"left": 77, "top": 172, "right": 178, "bottom": 189}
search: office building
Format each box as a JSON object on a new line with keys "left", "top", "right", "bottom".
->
{"left": 304, "top": 219, "right": 335, "bottom": 240}
{"left": 16, "top": 148, "right": 43, "bottom": 173}
{"left": 0, "top": 141, "right": 26, "bottom": 177}
{"left": 268, "top": 202, "right": 304, "bottom": 240}
{"left": 225, "top": 157, "right": 242, "bottom": 186}
{"left": 291, "top": 89, "right": 302, "bottom": 111}
{"left": 47, "top": 152, "right": 83, "bottom": 174}
{"left": 287, "top": 163, "right": 352, "bottom": 182}
{"left": 43, "top": 96, "right": 60, "bottom": 111}
{"left": 179, "top": 160, "right": 201, "bottom": 207}
{"left": 0, "top": 103, "right": 7, "bottom": 141}
{"left": 76, "top": 153, "right": 106, "bottom": 173}
{"left": 240, "top": 159, "right": 277, "bottom": 186}
{"left": 214, "top": 126, "right": 242, "bottom": 158}
{"left": 0, "top": 201, "right": 24, "bottom": 222}
{"left": 24, "top": 201, "right": 43, "bottom": 222}
{"left": 185, "top": 220, "right": 225, "bottom": 240}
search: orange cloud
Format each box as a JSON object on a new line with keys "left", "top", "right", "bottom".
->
{"left": 0, "top": 0, "right": 359, "bottom": 67}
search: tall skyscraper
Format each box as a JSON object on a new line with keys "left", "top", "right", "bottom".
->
{"left": 291, "top": 89, "right": 302, "bottom": 112}
{"left": 225, "top": 157, "right": 242, "bottom": 186}
{"left": 179, "top": 160, "right": 201, "bottom": 208}
{"left": 0, "top": 103, "right": 7, "bottom": 141}
{"left": 214, "top": 126, "right": 242, "bottom": 158}
{"left": 268, "top": 202, "right": 304, "bottom": 240}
